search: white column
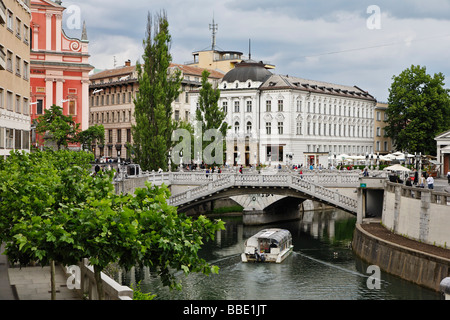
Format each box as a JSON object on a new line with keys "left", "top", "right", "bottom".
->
{"left": 45, "top": 13, "right": 52, "bottom": 51}
{"left": 45, "top": 78, "right": 53, "bottom": 109}
{"left": 55, "top": 79, "right": 63, "bottom": 108}
{"left": 55, "top": 14, "right": 62, "bottom": 52}
{"left": 32, "top": 25, "right": 39, "bottom": 51}
{"left": 81, "top": 79, "right": 90, "bottom": 131}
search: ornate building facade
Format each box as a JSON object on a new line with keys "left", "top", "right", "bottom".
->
{"left": 89, "top": 61, "right": 224, "bottom": 160}
{"left": 0, "top": 0, "right": 31, "bottom": 158}
{"left": 191, "top": 60, "right": 377, "bottom": 167}
{"left": 374, "top": 102, "right": 393, "bottom": 155}
{"left": 29, "top": 0, "right": 93, "bottom": 148}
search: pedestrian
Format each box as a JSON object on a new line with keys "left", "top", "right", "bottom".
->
{"left": 414, "top": 170, "right": 418, "bottom": 185}
{"left": 426, "top": 175, "right": 434, "bottom": 189}
{"left": 447, "top": 171, "right": 450, "bottom": 185}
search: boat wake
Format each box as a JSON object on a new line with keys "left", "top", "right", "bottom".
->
{"left": 293, "top": 251, "right": 371, "bottom": 279}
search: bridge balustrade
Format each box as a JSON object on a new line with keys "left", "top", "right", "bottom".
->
{"left": 167, "top": 172, "right": 359, "bottom": 213}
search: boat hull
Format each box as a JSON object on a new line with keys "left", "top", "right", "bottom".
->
{"left": 241, "top": 245, "right": 293, "bottom": 264}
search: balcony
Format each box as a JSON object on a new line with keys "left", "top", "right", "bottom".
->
{"left": 0, "top": 0, "right": 5, "bottom": 26}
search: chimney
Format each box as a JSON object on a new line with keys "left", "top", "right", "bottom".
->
{"left": 125, "top": 60, "right": 131, "bottom": 67}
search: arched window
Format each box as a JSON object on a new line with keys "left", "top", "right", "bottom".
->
{"left": 234, "top": 121, "right": 240, "bottom": 134}
{"left": 246, "top": 121, "right": 252, "bottom": 133}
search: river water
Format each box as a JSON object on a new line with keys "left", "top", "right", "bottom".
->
{"left": 116, "top": 209, "right": 442, "bottom": 300}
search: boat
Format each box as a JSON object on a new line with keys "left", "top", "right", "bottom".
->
{"left": 241, "top": 228, "right": 293, "bottom": 263}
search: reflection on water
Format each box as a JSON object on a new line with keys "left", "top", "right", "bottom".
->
{"left": 115, "top": 209, "right": 441, "bottom": 300}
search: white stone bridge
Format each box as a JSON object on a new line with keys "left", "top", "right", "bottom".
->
{"left": 136, "top": 171, "right": 367, "bottom": 214}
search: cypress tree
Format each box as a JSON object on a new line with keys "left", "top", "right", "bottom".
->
{"left": 132, "top": 11, "right": 181, "bottom": 171}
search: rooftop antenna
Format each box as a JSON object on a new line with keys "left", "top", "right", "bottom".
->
{"left": 113, "top": 56, "right": 117, "bottom": 68}
{"left": 209, "top": 15, "right": 218, "bottom": 50}
{"left": 249, "top": 39, "right": 251, "bottom": 60}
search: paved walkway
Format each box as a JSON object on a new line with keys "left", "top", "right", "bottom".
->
{"left": 0, "top": 244, "right": 80, "bottom": 300}
{"left": 0, "top": 178, "right": 448, "bottom": 300}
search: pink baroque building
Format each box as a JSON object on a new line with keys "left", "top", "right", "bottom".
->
{"left": 29, "top": 0, "right": 93, "bottom": 148}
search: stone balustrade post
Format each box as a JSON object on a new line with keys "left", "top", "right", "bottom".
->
{"left": 440, "top": 278, "right": 450, "bottom": 300}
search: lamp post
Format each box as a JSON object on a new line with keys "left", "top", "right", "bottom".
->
{"left": 168, "top": 151, "right": 172, "bottom": 172}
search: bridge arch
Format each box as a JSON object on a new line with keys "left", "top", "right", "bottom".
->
{"left": 168, "top": 173, "right": 358, "bottom": 215}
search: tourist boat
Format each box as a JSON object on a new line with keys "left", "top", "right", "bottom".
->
{"left": 241, "top": 228, "right": 293, "bottom": 263}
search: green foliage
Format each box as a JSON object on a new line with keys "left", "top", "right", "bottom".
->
{"left": 36, "top": 105, "right": 80, "bottom": 150}
{"left": 386, "top": 65, "right": 450, "bottom": 155}
{"left": 195, "top": 70, "right": 229, "bottom": 165}
{"left": 76, "top": 124, "right": 105, "bottom": 151}
{"left": 131, "top": 282, "right": 156, "bottom": 300}
{"left": 132, "top": 11, "right": 182, "bottom": 171}
{"left": 0, "top": 149, "right": 225, "bottom": 299}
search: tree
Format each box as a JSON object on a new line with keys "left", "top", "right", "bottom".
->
{"left": 76, "top": 124, "right": 105, "bottom": 152}
{"left": 0, "top": 150, "right": 225, "bottom": 300}
{"left": 36, "top": 105, "right": 80, "bottom": 150}
{"left": 0, "top": 150, "right": 94, "bottom": 299}
{"left": 385, "top": 65, "right": 450, "bottom": 155}
{"left": 132, "top": 11, "right": 182, "bottom": 171}
{"left": 195, "top": 70, "right": 229, "bottom": 166}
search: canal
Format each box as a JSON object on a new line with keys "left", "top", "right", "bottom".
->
{"left": 116, "top": 209, "right": 442, "bottom": 300}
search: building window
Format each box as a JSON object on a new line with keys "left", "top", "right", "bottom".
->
{"left": 234, "top": 101, "right": 239, "bottom": 113}
{"left": 296, "top": 122, "right": 302, "bottom": 135}
{"left": 15, "top": 18, "right": 21, "bottom": 39}
{"left": 117, "top": 129, "right": 122, "bottom": 143}
{"left": 36, "top": 99, "right": 43, "bottom": 114}
{"left": 23, "top": 25, "right": 29, "bottom": 44}
{"left": 246, "top": 100, "right": 252, "bottom": 113}
{"left": 0, "top": 88, "right": 3, "bottom": 109}
{"left": 266, "top": 100, "right": 271, "bottom": 112}
{"left": 222, "top": 101, "right": 228, "bottom": 113}
{"left": 266, "top": 122, "right": 271, "bottom": 135}
{"left": 15, "top": 95, "right": 20, "bottom": 113}
{"left": 384, "top": 141, "right": 388, "bottom": 152}
{"left": 278, "top": 100, "right": 283, "bottom": 112}
{"left": 246, "top": 121, "right": 252, "bottom": 134}
{"left": 6, "top": 128, "right": 13, "bottom": 149}
{"left": 0, "top": 128, "right": 4, "bottom": 149}
{"left": 376, "top": 127, "right": 381, "bottom": 137}
{"left": 6, "top": 50, "right": 12, "bottom": 72}
{"left": 174, "top": 110, "right": 179, "bottom": 121}
{"left": 234, "top": 121, "right": 240, "bottom": 134}
{"left": 297, "top": 100, "right": 302, "bottom": 112}
{"left": 69, "top": 101, "right": 76, "bottom": 115}
{"left": 23, "top": 61, "right": 28, "bottom": 80}
{"left": 23, "top": 98, "right": 29, "bottom": 115}
{"left": 7, "top": 10, "right": 13, "bottom": 31}
{"left": 15, "top": 55, "right": 21, "bottom": 76}
{"left": 278, "top": 122, "right": 283, "bottom": 135}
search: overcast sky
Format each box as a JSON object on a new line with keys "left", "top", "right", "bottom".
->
{"left": 61, "top": 0, "right": 450, "bottom": 102}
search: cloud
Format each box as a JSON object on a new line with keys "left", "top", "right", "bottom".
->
{"left": 57, "top": 0, "right": 450, "bottom": 101}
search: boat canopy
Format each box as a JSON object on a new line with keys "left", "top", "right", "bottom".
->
{"left": 253, "top": 229, "right": 291, "bottom": 244}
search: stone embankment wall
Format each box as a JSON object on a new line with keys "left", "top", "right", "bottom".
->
{"left": 382, "top": 182, "right": 450, "bottom": 248}
{"left": 352, "top": 224, "right": 450, "bottom": 292}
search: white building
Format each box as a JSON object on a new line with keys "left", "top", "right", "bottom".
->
{"left": 191, "top": 59, "right": 377, "bottom": 167}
